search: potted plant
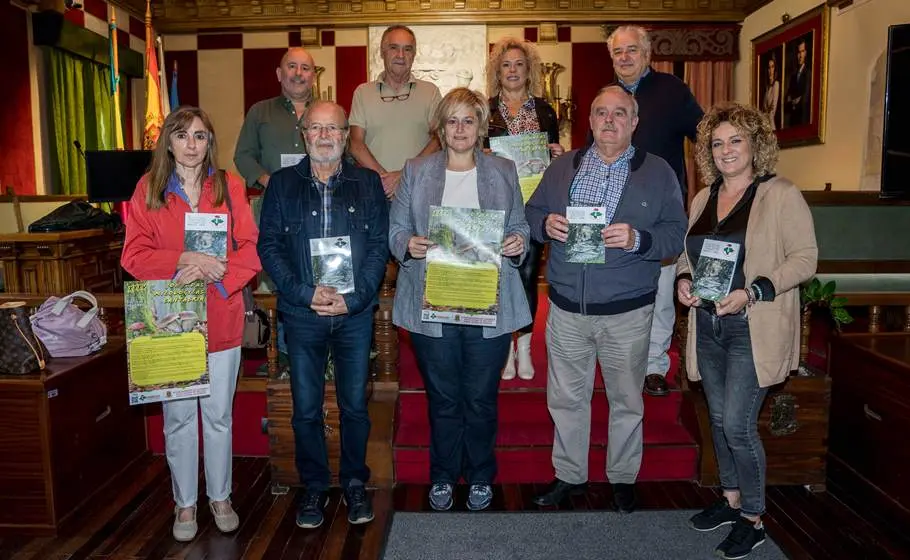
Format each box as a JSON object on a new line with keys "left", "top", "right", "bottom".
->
{"left": 799, "top": 277, "right": 853, "bottom": 373}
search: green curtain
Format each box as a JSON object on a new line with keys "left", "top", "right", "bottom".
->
{"left": 46, "top": 48, "right": 125, "bottom": 195}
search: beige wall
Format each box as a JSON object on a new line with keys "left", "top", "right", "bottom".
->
{"left": 0, "top": 201, "right": 74, "bottom": 234}
{"left": 736, "top": 0, "right": 910, "bottom": 190}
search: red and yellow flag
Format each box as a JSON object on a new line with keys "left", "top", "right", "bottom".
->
{"left": 142, "top": 0, "right": 164, "bottom": 149}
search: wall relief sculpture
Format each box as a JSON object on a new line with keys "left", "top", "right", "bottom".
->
{"left": 368, "top": 24, "right": 487, "bottom": 97}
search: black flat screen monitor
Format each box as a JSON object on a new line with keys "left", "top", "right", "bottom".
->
{"left": 881, "top": 23, "right": 910, "bottom": 200}
{"left": 85, "top": 150, "right": 152, "bottom": 203}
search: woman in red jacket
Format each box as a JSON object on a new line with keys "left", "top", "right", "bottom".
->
{"left": 121, "top": 106, "right": 261, "bottom": 542}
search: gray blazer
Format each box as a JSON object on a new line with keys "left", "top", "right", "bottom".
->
{"left": 389, "top": 149, "right": 532, "bottom": 338}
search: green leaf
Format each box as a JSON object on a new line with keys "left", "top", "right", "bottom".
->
{"left": 832, "top": 307, "right": 853, "bottom": 325}
{"left": 821, "top": 281, "right": 836, "bottom": 298}
{"left": 807, "top": 278, "right": 822, "bottom": 300}
{"left": 831, "top": 296, "right": 849, "bottom": 308}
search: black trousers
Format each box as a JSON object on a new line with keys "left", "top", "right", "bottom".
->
{"left": 517, "top": 240, "right": 543, "bottom": 334}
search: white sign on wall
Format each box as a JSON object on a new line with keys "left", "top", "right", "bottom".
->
{"left": 368, "top": 25, "right": 488, "bottom": 97}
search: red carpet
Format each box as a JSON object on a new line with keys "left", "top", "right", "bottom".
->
{"left": 393, "top": 294, "right": 698, "bottom": 483}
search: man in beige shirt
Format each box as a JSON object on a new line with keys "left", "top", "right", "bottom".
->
{"left": 349, "top": 25, "right": 442, "bottom": 199}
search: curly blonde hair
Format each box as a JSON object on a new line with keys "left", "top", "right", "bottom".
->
{"left": 695, "top": 102, "right": 779, "bottom": 187}
{"left": 486, "top": 37, "right": 543, "bottom": 99}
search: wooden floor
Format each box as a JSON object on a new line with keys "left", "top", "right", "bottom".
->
{"left": 1, "top": 454, "right": 908, "bottom": 560}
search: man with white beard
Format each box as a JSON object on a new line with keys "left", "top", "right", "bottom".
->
{"left": 257, "top": 100, "right": 389, "bottom": 531}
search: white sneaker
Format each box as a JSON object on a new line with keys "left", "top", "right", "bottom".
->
{"left": 172, "top": 506, "right": 197, "bottom": 542}
{"left": 516, "top": 333, "right": 535, "bottom": 380}
{"left": 501, "top": 339, "right": 517, "bottom": 380}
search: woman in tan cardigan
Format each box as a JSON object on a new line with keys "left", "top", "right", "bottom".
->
{"left": 676, "top": 103, "right": 817, "bottom": 560}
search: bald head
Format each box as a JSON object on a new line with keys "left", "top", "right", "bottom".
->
{"left": 277, "top": 48, "right": 315, "bottom": 102}
{"left": 302, "top": 100, "right": 349, "bottom": 166}
{"left": 304, "top": 100, "right": 348, "bottom": 129}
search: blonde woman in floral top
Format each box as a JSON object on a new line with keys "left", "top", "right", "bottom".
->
{"left": 485, "top": 37, "right": 564, "bottom": 381}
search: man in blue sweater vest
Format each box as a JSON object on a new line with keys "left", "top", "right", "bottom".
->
{"left": 607, "top": 25, "right": 703, "bottom": 398}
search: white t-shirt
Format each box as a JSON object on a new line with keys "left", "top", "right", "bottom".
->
{"left": 441, "top": 168, "right": 479, "bottom": 209}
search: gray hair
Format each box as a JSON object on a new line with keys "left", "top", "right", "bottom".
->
{"left": 606, "top": 25, "right": 652, "bottom": 56}
{"left": 381, "top": 25, "right": 417, "bottom": 48}
{"left": 591, "top": 85, "right": 639, "bottom": 118}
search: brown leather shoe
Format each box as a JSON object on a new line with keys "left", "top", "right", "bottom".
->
{"left": 644, "top": 374, "right": 669, "bottom": 397}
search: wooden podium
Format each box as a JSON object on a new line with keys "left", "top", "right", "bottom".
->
{"left": 0, "top": 229, "right": 123, "bottom": 294}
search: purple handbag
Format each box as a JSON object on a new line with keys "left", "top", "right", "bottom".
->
{"left": 30, "top": 290, "right": 108, "bottom": 358}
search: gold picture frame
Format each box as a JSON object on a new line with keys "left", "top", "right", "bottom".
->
{"left": 751, "top": 4, "right": 830, "bottom": 148}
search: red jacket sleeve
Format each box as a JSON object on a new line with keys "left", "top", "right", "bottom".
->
{"left": 222, "top": 173, "right": 262, "bottom": 296}
{"left": 120, "top": 178, "right": 183, "bottom": 281}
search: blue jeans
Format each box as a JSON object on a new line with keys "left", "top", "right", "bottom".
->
{"left": 695, "top": 308, "right": 769, "bottom": 516}
{"left": 410, "top": 325, "right": 510, "bottom": 485}
{"left": 283, "top": 308, "right": 373, "bottom": 491}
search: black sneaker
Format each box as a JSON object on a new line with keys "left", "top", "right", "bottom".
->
{"left": 343, "top": 482, "right": 374, "bottom": 525}
{"left": 689, "top": 497, "right": 741, "bottom": 532}
{"left": 715, "top": 517, "right": 766, "bottom": 559}
{"left": 296, "top": 490, "right": 329, "bottom": 529}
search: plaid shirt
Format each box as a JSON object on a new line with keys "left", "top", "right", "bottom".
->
{"left": 312, "top": 166, "right": 342, "bottom": 238}
{"left": 569, "top": 145, "right": 640, "bottom": 251}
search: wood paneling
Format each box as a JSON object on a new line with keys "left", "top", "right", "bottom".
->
{"left": 0, "top": 229, "right": 123, "bottom": 295}
{"left": 0, "top": 341, "right": 147, "bottom": 535}
{"left": 267, "top": 382, "right": 395, "bottom": 490}
{"left": 689, "top": 374, "right": 831, "bottom": 489}
{"left": 827, "top": 333, "right": 910, "bottom": 529}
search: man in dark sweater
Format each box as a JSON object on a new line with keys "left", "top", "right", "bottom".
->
{"left": 606, "top": 25, "right": 703, "bottom": 397}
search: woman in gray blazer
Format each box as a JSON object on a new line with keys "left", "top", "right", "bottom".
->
{"left": 389, "top": 88, "right": 532, "bottom": 512}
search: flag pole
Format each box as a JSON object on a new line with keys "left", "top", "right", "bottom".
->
{"left": 109, "top": 5, "right": 124, "bottom": 150}
{"left": 157, "top": 34, "right": 171, "bottom": 117}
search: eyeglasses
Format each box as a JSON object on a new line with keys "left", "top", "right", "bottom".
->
{"left": 380, "top": 82, "right": 414, "bottom": 102}
{"left": 303, "top": 124, "right": 348, "bottom": 136}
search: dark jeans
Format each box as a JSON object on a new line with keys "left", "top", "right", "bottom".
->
{"left": 695, "top": 308, "right": 769, "bottom": 516}
{"left": 410, "top": 325, "right": 511, "bottom": 485}
{"left": 283, "top": 308, "right": 373, "bottom": 491}
{"left": 517, "top": 240, "right": 543, "bottom": 334}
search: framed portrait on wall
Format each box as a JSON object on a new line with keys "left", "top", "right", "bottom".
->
{"left": 751, "top": 4, "right": 830, "bottom": 148}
